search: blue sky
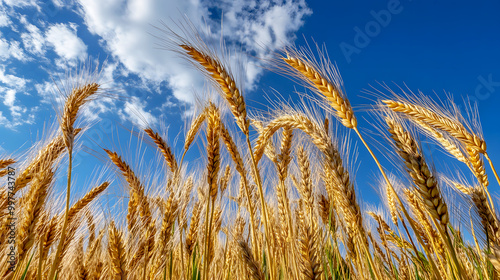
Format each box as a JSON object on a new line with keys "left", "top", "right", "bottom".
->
{"left": 1, "top": 0, "right": 500, "bottom": 209}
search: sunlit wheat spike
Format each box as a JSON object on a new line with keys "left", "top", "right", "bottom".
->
{"left": 60, "top": 83, "right": 99, "bottom": 150}
{"left": 254, "top": 113, "right": 332, "bottom": 164}
{"left": 0, "top": 159, "right": 15, "bottom": 169}
{"left": 84, "top": 228, "right": 104, "bottom": 266}
{"left": 318, "top": 194, "right": 334, "bottom": 228}
{"left": 220, "top": 123, "right": 245, "bottom": 176}
{"left": 277, "top": 126, "right": 293, "bottom": 179}
{"left": 206, "top": 103, "right": 221, "bottom": 200}
{"left": 185, "top": 201, "right": 201, "bottom": 256}
{"left": 404, "top": 189, "right": 445, "bottom": 256}
{"left": 219, "top": 164, "right": 231, "bottom": 195}
{"left": 144, "top": 127, "right": 178, "bottom": 173}
{"left": 185, "top": 109, "right": 207, "bottom": 151}
{"left": 85, "top": 211, "right": 96, "bottom": 245}
{"left": 180, "top": 44, "right": 249, "bottom": 134}
{"left": 386, "top": 117, "right": 449, "bottom": 226}
{"left": 157, "top": 194, "right": 179, "bottom": 255}
{"left": 470, "top": 186, "right": 500, "bottom": 243}
{"left": 282, "top": 50, "right": 357, "bottom": 129}
{"left": 385, "top": 181, "right": 399, "bottom": 226}
{"left": 383, "top": 99, "right": 486, "bottom": 153}
{"left": 66, "top": 182, "right": 109, "bottom": 225}
{"left": 466, "top": 146, "right": 489, "bottom": 187}
{"left": 298, "top": 146, "right": 314, "bottom": 219}
{"left": 15, "top": 129, "right": 81, "bottom": 193}
{"left": 238, "top": 237, "right": 264, "bottom": 280}
{"left": 297, "top": 201, "right": 322, "bottom": 280}
{"left": 104, "top": 149, "right": 151, "bottom": 230}
{"left": 413, "top": 119, "right": 467, "bottom": 163}
{"left": 487, "top": 245, "right": 500, "bottom": 272}
{"left": 0, "top": 169, "right": 8, "bottom": 177}
{"left": 108, "top": 221, "right": 127, "bottom": 280}
{"left": 179, "top": 177, "right": 195, "bottom": 229}
{"left": 17, "top": 168, "right": 54, "bottom": 261}
{"left": 252, "top": 118, "right": 278, "bottom": 164}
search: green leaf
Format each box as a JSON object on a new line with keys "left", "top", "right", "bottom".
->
{"left": 20, "top": 251, "right": 35, "bottom": 280}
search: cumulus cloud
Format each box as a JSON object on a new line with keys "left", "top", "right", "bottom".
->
{"left": 76, "top": 0, "right": 311, "bottom": 104}
{"left": 46, "top": 23, "right": 87, "bottom": 62}
{"left": 223, "top": 0, "right": 311, "bottom": 52}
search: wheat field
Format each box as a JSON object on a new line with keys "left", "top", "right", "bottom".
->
{"left": 1, "top": 25, "right": 500, "bottom": 280}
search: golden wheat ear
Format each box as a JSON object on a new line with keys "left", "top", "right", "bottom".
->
{"left": 108, "top": 221, "right": 128, "bottom": 279}
{"left": 383, "top": 99, "right": 486, "bottom": 153}
{"left": 144, "top": 127, "right": 178, "bottom": 173}
{"left": 279, "top": 46, "right": 357, "bottom": 129}
{"left": 180, "top": 44, "right": 249, "bottom": 135}
{"left": 385, "top": 115, "right": 449, "bottom": 226}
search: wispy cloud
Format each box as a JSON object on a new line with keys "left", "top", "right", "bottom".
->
{"left": 0, "top": 5, "right": 11, "bottom": 27}
{"left": 0, "top": 68, "right": 33, "bottom": 128}
{"left": 0, "top": 36, "right": 28, "bottom": 61}
{"left": 118, "top": 96, "right": 158, "bottom": 128}
{"left": 20, "top": 20, "right": 46, "bottom": 55}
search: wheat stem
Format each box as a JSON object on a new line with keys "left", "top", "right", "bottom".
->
{"left": 47, "top": 152, "right": 72, "bottom": 280}
{"left": 484, "top": 153, "right": 500, "bottom": 187}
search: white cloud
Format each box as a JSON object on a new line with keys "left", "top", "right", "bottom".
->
{"left": 223, "top": 0, "right": 311, "bottom": 52}
{"left": 46, "top": 23, "right": 87, "bottom": 62}
{"left": 118, "top": 96, "right": 158, "bottom": 128}
{"left": 1, "top": 0, "right": 40, "bottom": 9}
{"left": 0, "top": 6, "right": 11, "bottom": 27}
{"left": 1, "top": 88, "right": 25, "bottom": 118}
{"left": 0, "top": 37, "right": 28, "bottom": 61}
{"left": 3, "top": 88, "right": 15, "bottom": 106}
{"left": 0, "top": 68, "right": 30, "bottom": 127}
{"left": 0, "top": 68, "right": 28, "bottom": 89}
{"left": 21, "top": 22, "right": 46, "bottom": 55}
{"left": 76, "top": 0, "right": 311, "bottom": 105}
{"left": 0, "top": 111, "right": 7, "bottom": 124}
